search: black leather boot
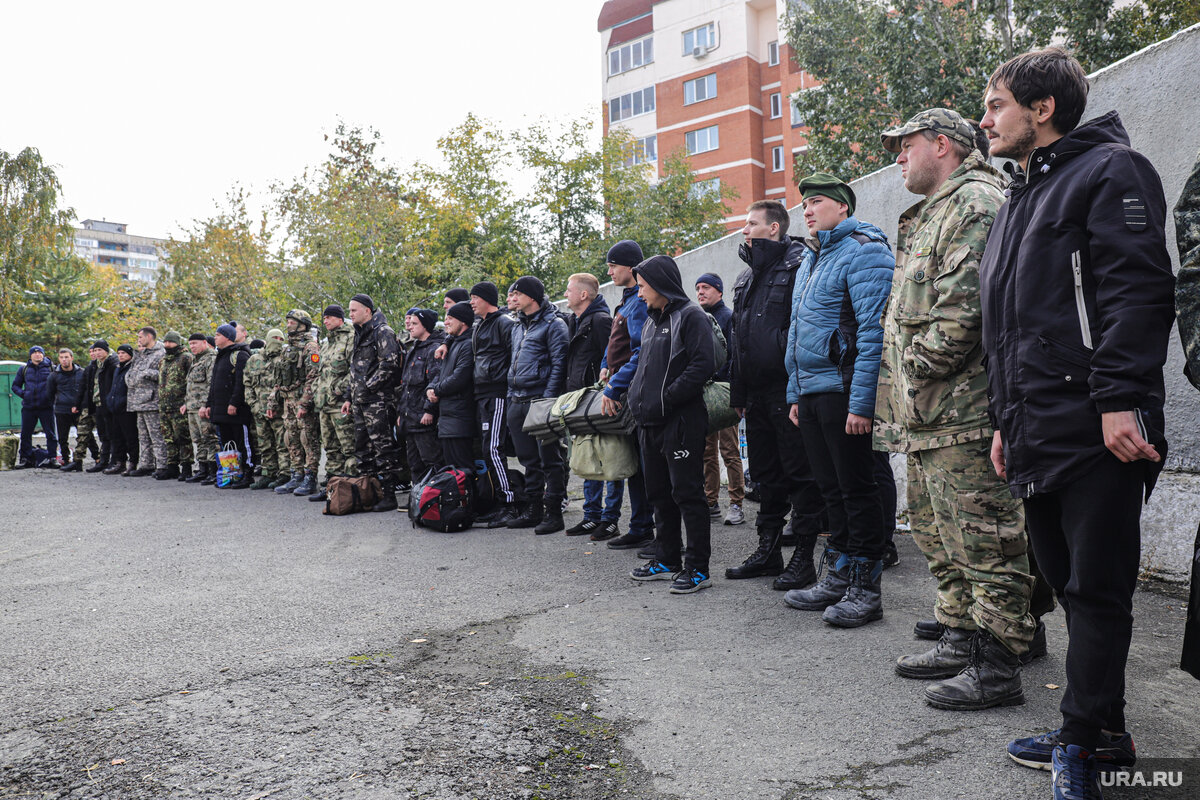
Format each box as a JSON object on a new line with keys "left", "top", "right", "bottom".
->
{"left": 372, "top": 478, "right": 398, "bottom": 512}
{"left": 177, "top": 463, "right": 193, "bottom": 481}
{"left": 772, "top": 534, "right": 818, "bottom": 590}
{"left": 896, "top": 626, "right": 974, "bottom": 678}
{"left": 534, "top": 501, "right": 565, "bottom": 535}
{"left": 187, "top": 463, "right": 208, "bottom": 483}
{"left": 725, "top": 526, "right": 785, "bottom": 579}
{"left": 822, "top": 558, "right": 884, "bottom": 628}
{"left": 924, "top": 629, "right": 1025, "bottom": 710}
{"left": 784, "top": 547, "right": 850, "bottom": 611}
{"left": 506, "top": 503, "right": 544, "bottom": 529}
{"left": 914, "top": 619, "right": 946, "bottom": 641}
{"left": 103, "top": 461, "right": 126, "bottom": 475}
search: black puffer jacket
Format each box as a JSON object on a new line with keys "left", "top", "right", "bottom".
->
{"left": 396, "top": 332, "right": 445, "bottom": 433}
{"left": 48, "top": 365, "right": 87, "bottom": 414}
{"left": 472, "top": 309, "right": 515, "bottom": 399}
{"left": 729, "top": 236, "right": 807, "bottom": 405}
{"left": 566, "top": 295, "right": 612, "bottom": 392}
{"left": 980, "top": 111, "right": 1176, "bottom": 499}
{"left": 431, "top": 332, "right": 475, "bottom": 439}
{"left": 79, "top": 354, "right": 119, "bottom": 413}
{"left": 350, "top": 310, "right": 401, "bottom": 405}
{"left": 207, "top": 343, "right": 252, "bottom": 424}
{"left": 627, "top": 256, "right": 716, "bottom": 427}
{"left": 508, "top": 304, "right": 569, "bottom": 400}
{"left": 106, "top": 361, "right": 131, "bottom": 413}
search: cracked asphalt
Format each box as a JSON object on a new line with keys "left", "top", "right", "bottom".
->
{"left": 1, "top": 467, "right": 1197, "bottom": 799}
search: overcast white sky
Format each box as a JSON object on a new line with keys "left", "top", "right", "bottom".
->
{"left": 2, "top": 1, "right": 605, "bottom": 240}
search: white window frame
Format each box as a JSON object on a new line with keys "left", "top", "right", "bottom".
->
{"left": 683, "top": 73, "right": 717, "bottom": 105}
{"left": 791, "top": 97, "right": 806, "bottom": 127}
{"left": 689, "top": 177, "right": 721, "bottom": 199}
{"left": 769, "top": 92, "right": 782, "bottom": 119}
{"left": 682, "top": 23, "right": 716, "bottom": 55}
{"left": 609, "top": 86, "right": 656, "bottom": 123}
{"left": 608, "top": 37, "right": 654, "bottom": 77}
{"left": 625, "top": 135, "right": 657, "bottom": 166}
{"left": 685, "top": 124, "right": 720, "bottom": 156}
{"left": 767, "top": 41, "right": 779, "bottom": 66}
{"left": 772, "top": 146, "right": 785, "bottom": 172}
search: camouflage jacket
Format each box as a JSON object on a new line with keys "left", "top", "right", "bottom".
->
{"left": 157, "top": 348, "right": 193, "bottom": 412}
{"left": 874, "top": 153, "right": 1005, "bottom": 452}
{"left": 126, "top": 341, "right": 166, "bottom": 412}
{"left": 315, "top": 320, "right": 354, "bottom": 411}
{"left": 185, "top": 348, "right": 215, "bottom": 412}
{"left": 1176, "top": 148, "right": 1200, "bottom": 391}
{"left": 243, "top": 350, "right": 277, "bottom": 416}
{"left": 271, "top": 330, "right": 321, "bottom": 410}
{"left": 350, "top": 310, "right": 401, "bottom": 405}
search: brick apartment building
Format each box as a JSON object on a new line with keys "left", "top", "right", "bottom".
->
{"left": 598, "top": 0, "right": 818, "bottom": 229}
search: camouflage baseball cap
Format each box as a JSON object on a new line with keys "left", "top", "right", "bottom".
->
{"left": 880, "top": 108, "right": 976, "bottom": 153}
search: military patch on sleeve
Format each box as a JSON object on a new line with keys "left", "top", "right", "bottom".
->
{"left": 310, "top": 353, "right": 320, "bottom": 363}
{"left": 1123, "top": 193, "right": 1147, "bottom": 231}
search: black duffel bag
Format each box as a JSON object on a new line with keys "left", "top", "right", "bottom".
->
{"left": 522, "top": 386, "right": 636, "bottom": 442}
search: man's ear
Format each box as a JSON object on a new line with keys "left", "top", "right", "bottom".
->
{"left": 1031, "top": 95, "right": 1056, "bottom": 127}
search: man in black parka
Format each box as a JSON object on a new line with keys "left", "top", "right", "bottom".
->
{"left": 427, "top": 302, "right": 476, "bottom": 471}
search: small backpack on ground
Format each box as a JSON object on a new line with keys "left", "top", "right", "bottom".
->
{"left": 409, "top": 466, "right": 475, "bottom": 532}
{"left": 324, "top": 475, "right": 384, "bottom": 515}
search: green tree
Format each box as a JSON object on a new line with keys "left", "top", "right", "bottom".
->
{"left": 12, "top": 252, "right": 100, "bottom": 354}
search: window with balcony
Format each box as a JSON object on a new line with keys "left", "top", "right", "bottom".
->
{"left": 609, "top": 86, "right": 656, "bottom": 123}
{"left": 685, "top": 125, "right": 719, "bottom": 155}
{"left": 683, "top": 23, "right": 716, "bottom": 55}
{"left": 608, "top": 37, "right": 654, "bottom": 77}
{"left": 683, "top": 74, "right": 717, "bottom": 105}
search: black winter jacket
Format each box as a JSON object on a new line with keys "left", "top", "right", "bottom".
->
{"left": 729, "top": 236, "right": 807, "bottom": 405}
{"left": 627, "top": 256, "right": 716, "bottom": 427}
{"left": 350, "top": 310, "right": 401, "bottom": 405}
{"left": 508, "top": 304, "right": 569, "bottom": 400}
{"left": 472, "top": 309, "right": 515, "bottom": 399}
{"left": 566, "top": 295, "right": 612, "bottom": 392}
{"left": 431, "top": 332, "right": 475, "bottom": 439}
{"left": 106, "top": 361, "right": 131, "bottom": 413}
{"left": 396, "top": 332, "right": 445, "bottom": 432}
{"left": 79, "top": 354, "right": 119, "bottom": 413}
{"left": 12, "top": 359, "right": 54, "bottom": 410}
{"left": 980, "top": 112, "right": 1176, "bottom": 499}
{"left": 703, "top": 298, "right": 733, "bottom": 381}
{"left": 48, "top": 365, "right": 87, "bottom": 414}
{"left": 207, "top": 343, "right": 252, "bottom": 424}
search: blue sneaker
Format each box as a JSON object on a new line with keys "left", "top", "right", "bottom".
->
{"left": 669, "top": 569, "right": 712, "bottom": 594}
{"left": 631, "top": 561, "right": 679, "bottom": 581}
{"left": 1008, "top": 729, "right": 1136, "bottom": 772}
{"left": 1052, "top": 744, "right": 1102, "bottom": 800}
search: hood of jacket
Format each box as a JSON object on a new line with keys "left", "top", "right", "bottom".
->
{"left": 632, "top": 255, "right": 689, "bottom": 316}
{"left": 356, "top": 309, "right": 388, "bottom": 338}
{"left": 738, "top": 236, "right": 792, "bottom": 271}
{"left": 1015, "top": 111, "right": 1129, "bottom": 193}
{"left": 577, "top": 293, "right": 611, "bottom": 324}
{"left": 814, "top": 216, "right": 889, "bottom": 251}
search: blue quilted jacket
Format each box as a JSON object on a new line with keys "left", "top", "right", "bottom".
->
{"left": 784, "top": 217, "right": 894, "bottom": 417}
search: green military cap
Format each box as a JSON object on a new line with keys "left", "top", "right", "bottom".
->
{"left": 880, "top": 108, "right": 976, "bottom": 154}
{"left": 163, "top": 330, "right": 183, "bottom": 345}
{"left": 798, "top": 172, "right": 856, "bottom": 216}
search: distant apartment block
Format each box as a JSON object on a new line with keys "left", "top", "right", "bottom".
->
{"left": 73, "top": 219, "right": 168, "bottom": 284}
{"left": 598, "top": 0, "right": 818, "bottom": 229}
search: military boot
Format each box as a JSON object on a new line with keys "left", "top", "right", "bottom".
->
{"left": 267, "top": 472, "right": 290, "bottom": 489}
{"left": 274, "top": 470, "right": 303, "bottom": 494}
{"left": 292, "top": 471, "right": 318, "bottom": 497}
{"left": 896, "top": 626, "right": 974, "bottom": 678}
{"left": 822, "top": 557, "right": 884, "bottom": 628}
{"left": 308, "top": 486, "right": 329, "bottom": 502}
{"left": 773, "top": 533, "right": 818, "bottom": 590}
{"left": 86, "top": 460, "right": 108, "bottom": 473}
{"left": 157, "top": 465, "right": 179, "bottom": 480}
{"left": 201, "top": 463, "right": 219, "bottom": 485}
{"left": 534, "top": 500, "right": 565, "bottom": 535}
{"left": 177, "top": 463, "right": 193, "bottom": 481}
{"left": 249, "top": 473, "right": 275, "bottom": 490}
{"left": 186, "top": 463, "right": 208, "bottom": 483}
{"left": 924, "top": 629, "right": 1025, "bottom": 711}
{"left": 725, "top": 526, "right": 785, "bottom": 579}
{"left": 372, "top": 477, "right": 398, "bottom": 512}
{"left": 784, "top": 548, "right": 850, "bottom": 611}
{"left": 506, "top": 503, "right": 544, "bottom": 529}
{"left": 103, "top": 461, "right": 126, "bottom": 475}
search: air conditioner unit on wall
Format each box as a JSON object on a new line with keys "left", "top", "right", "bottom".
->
{"left": 692, "top": 45, "right": 706, "bottom": 58}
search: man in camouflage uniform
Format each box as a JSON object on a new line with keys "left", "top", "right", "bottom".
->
{"left": 245, "top": 329, "right": 290, "bottom": 490}
{"left": 157, "top": 331, "right": 193, "bottom": 480}
{"left": 345, "top": 294, "right": 402, "bottom": 512}
{"left": 308, "top": 305, "right": 357, "bottom": 503}
{"left": 873, "top": 109, "right": 1034, "bottom": 710}
{"left": 127, "top": 326, "right": 168, "bottom": 477}
{"left": 1177, "top": 149, "right": 1200, "bottom": 389}
{"left": 183, "top": 333, "right": 220, "bottom": 484}
{"left": 271, "top": 309, "right": 321, "bottom": 497}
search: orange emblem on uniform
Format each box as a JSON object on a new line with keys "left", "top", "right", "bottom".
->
{"left": 310, "top": 353, "right": 320, "bottom": 363}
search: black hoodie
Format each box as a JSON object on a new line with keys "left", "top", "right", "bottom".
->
{"left": 979, "top": 111, "right": 1175, "bottom": 499}
{"left": 627, "top": 255, "right": 716, "bottom": 427}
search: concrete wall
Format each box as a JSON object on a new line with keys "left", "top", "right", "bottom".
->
{"left": 590, "top": 24, "right": 1200, "bottom": 579}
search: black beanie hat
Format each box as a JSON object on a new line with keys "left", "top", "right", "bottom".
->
{"left": 188, "top": 333, "right": 206, "bottom": 342}
{"left": 444, "top": 288, "right": 470, "bottom": 303}
{"left": 91, "top": 339, "right": 110, "bottom": 352}
{"left": 511, "top": 275, "right": 545, "bottom": 305}
{"left": 470, "top": 281, "right": 499, "bottom": 307}
{"left": 606, "top": 240, "right": 643, "bottom": 268}
{"left": 249, "top": 339, "right": 265, "bottom": 350}
{"left": 205, "top": 336, "right": 215, "bottom": 347}
{"left": 447, "top": 301, "right": 475, "bottom": 327}
{"left": 117, "top": 344, "right": 134, "bottom": 356}
{"left": 323, "top": 304, "right": 345, "bottom": 320}
{"left": 350, "top": 293, "right": 375, "bottom": 312}
{"left": 406, "top": 307, "right": 438, "bottom": 334}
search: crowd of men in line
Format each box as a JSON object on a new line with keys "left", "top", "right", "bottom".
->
{"left": 9, "top": 48, "right": 1196, "bottom": 799}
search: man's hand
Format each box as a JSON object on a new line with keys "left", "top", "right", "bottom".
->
{"left": 990, "top": 430, "right": 1006, "bottom": 479}
{"left": 227, "top": 405, "right": 237, "bottom": 417}
{"left": 735, "top": 407, "right": 745, "bottom": 419}
{"left": 845, "top": 413, "right": 872, "bottom": 435}
{"left": 601, "top": 394, "right": 622, "bottom": 416}
{"left": 341, "top": 400, "right": 351, "bottom": 416}
{"left": 434, "top": 344, "right": 448, "bottom": 360}
{"left": 71, "top": 406, "right": 77, "bottom": 414}
{"left": 266, "top": 408, "right": 275, "bottom": 419}
{"left": 200, "top": 407, "right": 210, "bottom": 419}
{"left": 420, "top": 412, "right": 434, "bottom": 426}
{"left": 297, "top": 407, "right": 307, "bottom": 418}
{"left": 179, "top": 404, "right": 187, "bottom": 416}
{"left": 1102, "top": 410, "right": 1161, "bottom": 463}
{"left": 598, "top": 367, "right": 609, "bottom": 384}
{"left": 788, "top": 404, "right": 799, "bottom": 427}
{"left": 426, "top": 389, "right": 439, "bottom": 403}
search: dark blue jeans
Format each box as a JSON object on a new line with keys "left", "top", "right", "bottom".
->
{"left": 582, "top": 479, "right": 624, "bottom": 522}
{"left": 19, "top": 407, "right": 57, "bottom": 462}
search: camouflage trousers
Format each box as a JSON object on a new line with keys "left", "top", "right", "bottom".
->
{"left": 159, "top": 409, "right": 193, "bottom": 466}
{"left": 254, "top": 413, "right": 289, "bottom": 477}
{"left": 283, "top": 399, "right": 320, "bottom": 473}
{"left": 320, "top": 407, "right": 357, "bottom": 477}
{"left": 187, "top": 412, "right": 219, "bottom": 466}
{"left": 73, "top": 409, "right": 108, "bottom": 465}
{"left": 353, "top": 398, "right": 402, "bottom": 484}
{"left": 135, "top": 410, "right": 167, "bottom": 470}
{"left": 908, "top": 438, "right": 1035, "bottom": 655}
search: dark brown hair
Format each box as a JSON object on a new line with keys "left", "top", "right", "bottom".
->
{"left": 988, "top": 47, "right": 1090, "bottom": 134}
{"left": 747, "top": 199, "right": 790, "bottom": 239}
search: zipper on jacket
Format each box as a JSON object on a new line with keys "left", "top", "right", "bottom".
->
{"left": 1071, "top": 250, "right": 1093, "bottom": 350}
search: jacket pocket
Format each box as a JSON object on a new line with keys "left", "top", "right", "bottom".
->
{"left": 827, "top": 329, "right": 846, "bottom": 366}
{"left": 1036, "top": 334, "right": 1091, "bottom": 386}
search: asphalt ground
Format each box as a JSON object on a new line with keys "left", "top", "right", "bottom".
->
{"left": 1, "top": 465, "right": 1197, "bottom": 799}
